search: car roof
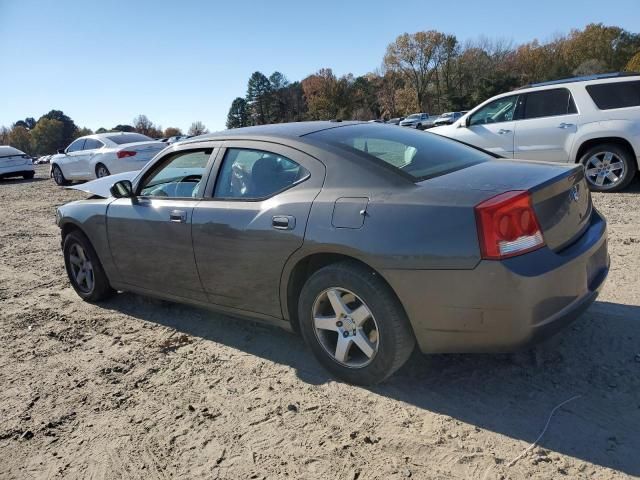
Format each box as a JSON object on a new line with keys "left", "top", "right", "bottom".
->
{"left": 517, "top": 72, "right": 640, "bottom": 90}
{"left": 185, "top": 121, "right": 364, "bottom": 143}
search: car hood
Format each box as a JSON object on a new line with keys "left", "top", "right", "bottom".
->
{"left": 67, "top": 171, "right": 137, "bottom": 198}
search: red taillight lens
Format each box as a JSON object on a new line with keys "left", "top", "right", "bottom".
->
{"left": 116, "top": 150, "right": 136, "bottom": 159}
{"left": 475, "top": 190, "right": 545, "bottom": 260}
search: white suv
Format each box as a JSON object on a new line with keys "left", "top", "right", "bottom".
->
{"left": 430, "top": 73, "right": 640, "bottom": 191}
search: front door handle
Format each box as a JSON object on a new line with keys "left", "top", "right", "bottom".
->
{"left": 169, "top": 209, "right": 187, "bottom": 223}
{"left": 558, "top": 122, "right": 574, "bottom": 129}
{"left": 497, "top": 129, "right": 512, "bottom": 135}
{"left": 272, "top": 215, "right": 296, "bottom": 230}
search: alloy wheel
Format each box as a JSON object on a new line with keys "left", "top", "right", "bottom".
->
{"left": 53, "top": 166, "right": 63, "bottom": 184}
{"left": 312, "top": 287, "right": 379, "bottom": 368}
{"left": 584, "top": 151, "right": 626, "bottom": 189}
{"left": 68, "top": 243, "right": 94, "bottom": 293}
{"left": 96, "top": 165, "right": 109, "bottom": 178}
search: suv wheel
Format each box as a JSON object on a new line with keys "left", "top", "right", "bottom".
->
{"left": 580, "top": 143, "right": 637, "bottom": 192}
{"left": 298, "top": 261, "right": 415, "bottom": 385}
{"left": 52, "top": 164, "right": 69, "bottom": 186}
{"left": 63, "top": 231, "right": 115, "bottom": 302}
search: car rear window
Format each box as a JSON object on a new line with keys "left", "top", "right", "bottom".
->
{"left": 308, "top": 123, "right": 491, "bottom": 181}
{"left": 586, "top": 80, "right": 640, "bottom": 110}
{"left": 106, "top": 133, "right": 153, "bottom": 145}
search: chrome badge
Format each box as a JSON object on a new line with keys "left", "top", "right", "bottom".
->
{"left": 569, "top": 184, "right": 580, "bottom": 202}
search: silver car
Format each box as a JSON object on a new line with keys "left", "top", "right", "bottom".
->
{"left": 56, "top": 121, "right": 609, "bottom": 384}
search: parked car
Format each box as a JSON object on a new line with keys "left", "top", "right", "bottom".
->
{"left": 433, "top": 111, "right": 465, "bottom": 126}
{"left": 56, "top": 121, "right": 609, "bottom": 385}
{"left": 50, "top": 132, "right": 167, "bottom": 185}
{"left": 399, "top": 113, "right": 430, "bottom": 129}
{"left": 430, "top": 73, "right": 640, "bottom": 192}
{"left": 386, "top": 117, "right": 405, "bottom": 125}
{"left": 0, "top": 146, "right": 35, "bottom": 180}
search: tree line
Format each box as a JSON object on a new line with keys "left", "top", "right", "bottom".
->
{"left": 227, "top": 23, "right": 640, "bottom": 128}
{"left": 0, "top": 113, "right": 209, "bottom": 157}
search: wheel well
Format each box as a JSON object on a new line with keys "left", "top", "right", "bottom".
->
{"left": 60, "top": 223, "right": 82, "bottom": 241}
{"left": 285, "top": 253, "right": 399, "bottom": 332}
{"left": 575, "top": 137, "right": 637, "bottom": 165}
{"left": 95, "top": 163, "right": 107, "bottom": 174}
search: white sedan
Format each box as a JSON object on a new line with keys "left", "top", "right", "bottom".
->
{"left": 50, "top": 132, "right": 167, "bottom": 185}
{"left": 0, "top": 146, "right": 35, "bottom": 180}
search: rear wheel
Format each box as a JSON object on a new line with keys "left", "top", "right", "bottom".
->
{"left": 63, "top": 231, "right": 115, "bottom": 302}
{"left": 23, "top": 171, "right": 34, "bottom": 180}
{"left": 298, "top": 261, "right": 415, "bottom": 385}
{"left": 96, "top": 164, "right": 110, "bottom": 178}
{"left": 580, "top": 143, "right": 637, "bottom": 192}
{"left": 52, "top": 164, "right": 69, "bottom": 186}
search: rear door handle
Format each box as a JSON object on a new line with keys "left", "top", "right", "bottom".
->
{"left": 497, "top": 129, "right": 512, "bottom": 134}
{"left": 558, "top": 122, "right": 574, "bottom": 129}
{"left": 169, "top": 210, "right": 187, "bottom": 223}
{"left": 272, "top": 215, "right": 296, "bottom": 230}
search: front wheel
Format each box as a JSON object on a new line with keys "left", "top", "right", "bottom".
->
{"left": 580, "top": 143, "right": 637, "bottom": 192}
{"left": 51, "top": 164, "right": 69, "bottom": 186}
{"left": 63, "top": 231, "right": 115, "bottom": 302}
{"left": 23, "top": 171, "right": 35, "bottom": 180}
{"left": 298, "top": 261, "right": 415, "bottom": 385}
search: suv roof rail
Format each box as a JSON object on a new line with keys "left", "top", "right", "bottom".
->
{"left": 516, "top": 72, "right": 640, "bottom": 90}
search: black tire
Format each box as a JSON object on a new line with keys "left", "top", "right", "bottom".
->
{"left": 416, "top": 123, "right": 422, "bottom": 130}
{"left": 579, "top": 143, "right": 637, "bottom": 192}
{"left": 63, "top": 230, "right": 115, "bottom": 302}
{"left": 298, "top": 261, "right": 415, "bottom": 385}
{"left": 95, "top": 164, "right": 110, "bottom": 178}
{"left": 52, "top": 164, "right": 69, "bottom": 186}
{"left": 23, "top": 171, "right": 35, "bottom": 180}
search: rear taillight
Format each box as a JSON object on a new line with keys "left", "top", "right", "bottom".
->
{"left": 475, "top": 190, "right": 545, "bottom": 260}
{"left": 117, "top": 150, "right": 136, "bottom": 159}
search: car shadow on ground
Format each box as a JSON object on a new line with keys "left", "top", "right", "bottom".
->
{"left": 105, "top": 294, "right": 640, "bottom": 476}
{"left": 0, "top": 177, "right": 48, "bottom": 184}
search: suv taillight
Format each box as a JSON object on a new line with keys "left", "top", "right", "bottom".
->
{"left": 475, "top": 190, "right": 545, "bottom": 260}
{"left": 117, "top": 150, "right": 136, "bottom": 159}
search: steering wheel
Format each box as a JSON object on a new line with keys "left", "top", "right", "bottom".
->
{"left": 179, "top": 174, "right": 201, "bottom": 184}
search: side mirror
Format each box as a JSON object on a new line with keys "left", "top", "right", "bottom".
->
{"left": 57, "top": 149, "right": 66, "bottom": 155}
{"left": 110, "top": 180, "right": 134, "bottom": 198}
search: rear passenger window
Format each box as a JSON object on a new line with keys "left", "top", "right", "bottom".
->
{"left": 214, "top": 148, "right": 309, "bottom": 200}
{"left": 522, "top": 88, "right": 576, "bottom": 119}
{"left": 586, "top": 80, "right": 640, "bottom": 110}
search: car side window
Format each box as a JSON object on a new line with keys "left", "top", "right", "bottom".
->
{"left": 67, "top": 139, "right": 85, "bottom": 153}
{"left": 83, "top": 139, "right": 103, "bottom": 150}
{"left": 214, "top": 148, "right": 309, "bottom": 200}
{"left": 469, "top": 95, "right": 519, "bottom": 126}
{"left": 139, "top": 149, "right": 211, "bottom": 198}
{"left": 522, "top": 88, "right": 577, "bottom": 119}
{"left": 586, "top": 80, "right": 640, "bottom": 110}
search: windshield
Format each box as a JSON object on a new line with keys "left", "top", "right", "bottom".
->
{"left": 406, "top": 114, "right": 420, "bottom": 120}
{"left": 308, "top": 124, "right": 491, "bottom": 181}
{"left": 106, "top": 133, "right": 153, "bottom": 145}
{"left": 439, "top": 112, "right": 453, "bottom": 118}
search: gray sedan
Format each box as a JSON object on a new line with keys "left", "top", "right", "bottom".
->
{"left": 56, "top": 121, "right": 609, "bottom": 384}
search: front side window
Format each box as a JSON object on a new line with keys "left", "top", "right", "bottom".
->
{"left": 67, "top": 139, "right": 85, "bottom": 153}
{"left": 214, "top": 148, "right": 309, "bottom": 200}
{"left": 469, "top": 95, "right": 519, "bottom": 126}
{"left": 139, "top": 149, "right": 211, "bottom": 198}
{"left": 586, "top": 80, "right": 640, "bottom": 110}
{"left": 522, "top": 88, "right": 577, "bottom": 119}
{"left": 308, "top": 123, "right": 490, "bottom": 181}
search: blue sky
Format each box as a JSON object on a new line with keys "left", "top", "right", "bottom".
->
{"left": 1, "top": 0, "right": 639, "bottom": 133}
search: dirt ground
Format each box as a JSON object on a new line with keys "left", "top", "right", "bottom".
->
{"left": 1, "top": 165, "right": 639, "bottom": 480}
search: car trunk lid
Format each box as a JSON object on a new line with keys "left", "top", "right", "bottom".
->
{"left": 116, "top": 141, "right": 167, "bottom": 162}
{"left": 416, "top": 159, "right": 592, "bottom": 252}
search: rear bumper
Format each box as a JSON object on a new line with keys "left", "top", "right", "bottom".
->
{"left": 0, "top": 163, "right": 35, "bottom": 178}
{"left": 383, "top": 209, "right": 609, "bottom": 354}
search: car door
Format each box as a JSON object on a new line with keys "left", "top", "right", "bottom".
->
{"left": 61, "top": 138, "right": 87, "bottom": 178}
{"left": 454, "top": 94, "right": 520, "bottom": 157}
{"left": 192, "top": 141, "right": 325, "bottom": 319}
{"left": 77, "top": 138, "right": 104, "bottom": 177}
{"left": 513, "top": 88, "right": 578, "bottom": 162}
{"left": 106, "top": 147, "right": 217, "bottom": 301}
